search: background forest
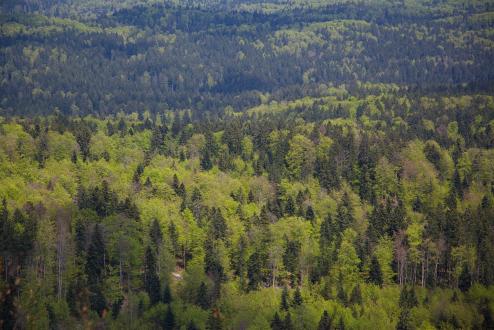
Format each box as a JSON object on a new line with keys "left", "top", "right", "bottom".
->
{"left": 1, "top": 0, "right": 494, "bottom": 329}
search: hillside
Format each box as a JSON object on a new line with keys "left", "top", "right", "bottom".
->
{"left": 1, "top": 1, "right": 494, "bottom": 329}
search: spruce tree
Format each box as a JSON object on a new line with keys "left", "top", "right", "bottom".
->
{"left": 305, "top": 205, "right": 315, "bottom": 222}
{"left": 284, "top": 312, "right": 294, "bottom": 330}
{"left": 368, "top": 255, "right": 383, "bottom": 287}
{"left": 458, "top": 264, "right": 472, "bottom": 292}
{"left": 349, "top": 284, "right": 362, "bottom": 305}
{"left": 280, "top": 286, "right": 290, "bottom": 311}
{"left": 150, "top": 218, "right": 163, "bottom": 249}
{"left": 162, "top": 283, "right": 172, "bottom": 304}
{"left": 318, "top": 310, "right": 332, "bottom": 330}
{"left": 85, "top": 224, "right": 106, "bottom": 286}
{"left": 143, "top": 246, "right": 161, "bottom": 305}
{"left": 196, "top": 282, "right": 210, "bottom": 309}
{"left": 187, "top": 321, "right": 199, "bottom": 330}
{"left": 163, "top": 305, "right": 175, "bottom": 330}
{"left": 270, "top": 312, "right": 284, "bottom": 330}
{"left": 201, "top": 149, "right": 213, "bottom": 170}
{"left": 292, "top": 286, "right": 303, "bottom": 306}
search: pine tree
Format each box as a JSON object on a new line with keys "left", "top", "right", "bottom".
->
{"left": 74, "top": 218, "right": 86, "bottom": 259}
{"left": 150, "top": 219, "right": 163, "bottom": 249}
{"left": 337, "top": 317, "right": 345, "bottom": 330}
{"left": 396, "top": 310, "right": 409, "bottom": 330}
{"left": 162, "top": 283, "right": 172, "bottom": 304}
{"left": 163, "top": 305, "right": 175, "bottom": 330}
{"left": 283, "top": 238, "right": 301, "bottom": 280}
{"left": 337, "top": 192, "right": 354, "bottom": 233}
{"left": 35, "top": 133, "right": 49, "bottom": 168}
{"left": 172, "top": 173, "right": 180, "bottom": 191}
{"left": 206, "top": 308, "right": 223, "bottom": 330}
{"left": 458, "top": 264, "right": 472, "bottom": 292}
{"left": 85, "top": 224, "right": 106, "bottom": 286}
{"left": 280, "top": 286, "right": 290, "bottom": 311}
{"left": 368, "top": 255, "right": 383, "bottom": 287}
{"left": 0, "top": 283, "right": 16, "bottom": 330}
{"left": 187, "top": 321, "right": 199, "bottom": 330}
{"left": 71, "top": 150, "right": 78, "bottom": 164}
{"left": 143, "top": 246, "right": 161, "bottom": 305}
{"left": 169, "top": 221, "right": 179, "bottom": 256}
{"left": 271, "top": 312, "right": 284, "bottom": 330}
{"left": 285, "top": 196, "right": 295, "bottom": 216}
{"left": 292, "top": 286, "right": 303, "bottom": 306}
{"left": 349, "top": 284, "right": 362, "bottom": 305}
{"left": 75, "top": 122, "right": 92, "bottom": 162}
{"left": 247, "top": 250, "right": 264, "bottom": 291}
{"left": 337, "top": 277, "right": 346, "bottom": 305}
{"left": 284, "top": 312, "right": 294, "bottom": 330}
{"left": 196, "top": 282, "right": 210, "bottom": 309}
{"left": 399, "top": 286, "right": 418, "bottom": 309}
{"left": 201, "top": 149, "right": 213, "bottom": 170}
{"left": 305, "top": 205, "right": 315, "bottom": 222}
{"left": 89, "top": 285, "right": 107, "bottom": 317}
{"left": 317, "top": 310, "right": 332, "bottom": 330}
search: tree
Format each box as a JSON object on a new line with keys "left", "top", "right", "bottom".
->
{"left": 305, "top": 205, "right": 315, "bottom": 222}
{"left": 89, "top": 286, "right": 107, "bottom": 317}
{"left": 247, "top": 250, "right": 265, "bottom": 291}
{"left": 143, "top": 246, "right": 161, "bottom": 305}
{"left": 396, "top": 310, "right": 409, "bottom": 330}
{"left": 349, "top": 284, "right": 362, "bottom": 305}
{"left": 201, "top": 149, "right": 213, "bottom": 170}
{"left": 163, "top": 305, "right": 175, "bottom": 330}
{"left": 169, "top": 221, "right": 179, "bottom": 256}
{"left": 196, "top": 282, "right": 210, "bottom": 309}
{"left": 368, "top": 255, "right": 383, "bottom": 286}
{"left": 85, "top": 224, "right": 106, "bottom": 286}
{"left": 162, "top": 283, "right": 172, "bottom": 304}
{"left": 75, "top": 122, "right": 91, "bottom": 162}
{"left": 337, "top": 317, "right": 345, "bottom": 330}
{"left": 399, "top": 286, "right": 418, "bottom": 309}
{"left": 337, "top": 192, "right": 354, "bottom": 233}
{"left": 285, "top": 196, "right": 295, "bottom": 216}
{"left": 206, "top": 308, "right": 223, "bottom": 330}
{"left": 0, "top": 283, "right": 16, "bottom": 330}
{"left": 283, "top": 238, "right": 301, "bottom": 281}
{"left": 271, "top": 312, "right": 284, "bottom": 330}
{"left": 286, "top": 134, "right": 316, "bottom": 180}
{"left": 284, "top": 312, "right": 294, "bottom": 330}
{"left": 35, "top": 133, "right": 49, "bottom": 168}
{"left": 187, "top": 321, "right": 199, "bottom": 330}
{"left": 334, "top": 229, "right": 361, "bottom": 288}
{"left": 292, "top": 286, "right": 303, "bottom": 306}
{"left": 319, "top": 214, "right": 335, "bottom": 276}
{"left": 150, "top": 219, "right": 163, "bottom": 249}
{"left": 280, "top": 286, "right": 290, "bottom": 311}
{"left": 318, "top": 310, "right": 332, "bottom": 330}
{"left": 458, "top": 264, "right": 471, "bottom": 292}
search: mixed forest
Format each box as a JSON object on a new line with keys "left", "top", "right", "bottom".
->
{"left": 1, "top": 0, "right": 494, "bottom": 329}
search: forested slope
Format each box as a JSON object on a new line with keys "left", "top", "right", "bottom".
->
{"left": 1, "top": 1, "right": 494, "bottom": 116}
{"left": 1, "top": 0, "right": 494, "bottom": 329}
{"left": 1, "top": 88, "right": 494, "bottom": 328}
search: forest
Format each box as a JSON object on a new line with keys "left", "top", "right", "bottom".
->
{"left": 1, "top": 0, "right": 494, "bottom": 329}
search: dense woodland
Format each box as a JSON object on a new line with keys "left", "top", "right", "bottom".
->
{"left": 1, "top": 0, "right": 494, "bottom": 329}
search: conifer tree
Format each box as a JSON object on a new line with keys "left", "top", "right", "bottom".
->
{"left": 280, "top": 286, "right": 290, "bottom": 311}
{"left": 318, "top": 310, "right": 332, "bottom": 330}
{"left": 292, "top": 286, "right": 303, "bottom": 306}
{"left": 369, "top": 255, "right": 383, "bottom": 287}
{"left": 86, "top": 224, "right": 106, "bottom": 286}
{"left": 163, "top": 305, "right": 175, "bottom": 330}
{"left": 143, "top": 246, "right": 161, "bottom": 305}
